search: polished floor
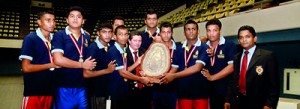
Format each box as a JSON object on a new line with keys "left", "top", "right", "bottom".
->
{"left": 0, "top": 76, "right": 23, "bottom": 109}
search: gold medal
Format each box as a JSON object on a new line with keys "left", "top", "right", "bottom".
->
{"left": 68, "top": 34, "right": 84, "bottom": 63}
{"left": 79, "top": 56, "right": 84, "bottom": 63}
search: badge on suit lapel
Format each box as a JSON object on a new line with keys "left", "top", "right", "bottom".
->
{"left": 256, "top": 66, "right": 263, "bottom": 75}
{"left": 217, "top": 50, "right": 225, "bottom": 59}
{"left": 193, "top": 50, "right": 198, "bottom": 59}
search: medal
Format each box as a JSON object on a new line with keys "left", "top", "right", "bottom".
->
{"left": 170, "top": 49, "right": 174, "bottom": 63}
{"left": 122, "top": 53, "right": 128, "bottom": 82}
{"left": 79, "top": 56, "right": 84, "bottom": 63}
{"left": 44, "top": 41, "right": 55, "bottom": 71}
{"left": 210, "top": 42, "right": 219, "bottom": 66}
{"left": 69, "top": 34, "right": 84, "bottom": 63}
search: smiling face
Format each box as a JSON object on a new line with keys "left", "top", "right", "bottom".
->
{"left": 128, "top": 35, "right": 142, "bottom": 51}
{"left": 238, "top": 30, "right": 257, "bottom": 50}
{"left": 66, "top": 10, "right": 84, "bottom": 28}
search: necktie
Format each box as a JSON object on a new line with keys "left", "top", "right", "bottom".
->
{"left": 133, "top": 51, "right": 143, "bottom": 89}
{"left": 239, "top": 51, "right": 249, "bottom": 94}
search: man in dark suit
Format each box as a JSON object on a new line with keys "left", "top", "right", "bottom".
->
{"left": 225, "top": 25, "right": 279, "bottom": 109}
{"left": 126, "top": 31, "right": 152, "bottom": 109}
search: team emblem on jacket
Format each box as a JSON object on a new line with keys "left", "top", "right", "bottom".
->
{"left": 193, "top": 50, "right": 198, "bottom": 59}
{"left": 217, "top": 50, "right": 225, "bottom": 58}
{"left": 84, "top": 39, "right": 89, "bottom": 47}
{"left": 256, "top": 66, "right": 263, "bottom": 75}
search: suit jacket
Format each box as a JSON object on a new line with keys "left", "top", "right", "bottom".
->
{"left": 126, "top": 47, "right": 146, "bottom": 88}
{"left": 126, "top": 47, "right": 146, "bottom": 71}
{"left": 226, "top": 48, "right": 279, "bottom": 109}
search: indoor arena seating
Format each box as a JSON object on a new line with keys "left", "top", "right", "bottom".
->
{"left": 98, "top": 0, "right": 140, "bottom": 16}
{"left": 91, "top": 20, "right": 102, "bottom": 42}
{"left": 166, "top": 0, "right": 272, "bottom": 27}
{"left": 90, "top": 0, "right": 183, "bottom": 41}
{"left": 28, "top": 4, "right": 94, "bottom": 36}
{"left": 96, "top": 0, "right": 182, "bottom": 17}
{"left": 54, "top": 6, "right": 92, "bottom": 16}
{"left": 0, "top": 11, "right": 20, "bottom": 39}
{"left": 134, "top": 0, "right": 181, "bottom": 16}
{"left": 53, "top": 16, "right": 68, "bottom": 32}
{"left": 29, "top": 12, "right": 67, "bottom": 33}
{"left": 0, "top": 0, "right": 184, "bottom": 42}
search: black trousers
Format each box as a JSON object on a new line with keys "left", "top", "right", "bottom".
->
{"left": 209, "top": 92, "right": 225, "bottom": 109}
{"left": 236, "top": 93, "right": 265, "bottom": 109}
{"left": 129, "top": 87, "right": 153, "bottom": 109}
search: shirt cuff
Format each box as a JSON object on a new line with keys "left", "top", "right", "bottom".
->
{"left": 196, "top": 60, "right": 206, "bottom": 66}
{"left": 228, "top": 60, "right": 233, "bottom": 64}
{"left": 19, "top": 55, "right": 33, "bottom": 61}
{"left": 172, "top": 64, "right": 179, "bottom": 68}
{"left": 116, "top": 66, "right": 124, "bottom": 70}
{"left": 51, "top": 49, "right": 64, "bottom": 54}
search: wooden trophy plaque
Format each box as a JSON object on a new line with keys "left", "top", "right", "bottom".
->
{"left": 141, "top": 42, "right": 171, "bottom": 77}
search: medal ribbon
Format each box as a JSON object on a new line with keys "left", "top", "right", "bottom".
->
{"left": 122, "top": 53, "right": 127, "bottom": 71}
{"left": 184, "top": 46, "right": 196, "bottom": 68}
{"left": 69, "top": 34, "right": 84, "bottom": 58}
{"left": 170, "top": 49, "right": 174, "bottom": 59}
{"left": 170, "top": 49, "right": 174, "bottom": 63}
{"left": 210, "top": 42, "right": 219, "bottom": 66}
{"left": 43, "top": 41, "right": 53, "bottom": 63}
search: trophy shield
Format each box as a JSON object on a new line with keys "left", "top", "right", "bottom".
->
{"left": 141, "top": 42, "right": 171, "bottom": 77}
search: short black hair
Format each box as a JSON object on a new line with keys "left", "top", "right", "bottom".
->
{"left": 238, "top": 25, "right": 257, "bottom": 38}
{"left": 184, "top": 20, "right": 198, "bottom": 31}
{"left": 113, "top": 16, "right": 124, "bottom": 23}
{"left": 114, "top": 25, "right": 127, "bottom": 35}
{"left": 206, "top": 19, "right": 222, "bottom": 29}
{"left": 129, "top": 31, "right": 142, "bottom": 40}
{"left": 159, "top": 21, "right": 173, "bottom": 32}
{"left": 67, "top": 6, "right": 84, "bottom": 18}
{"left": 37, "top": 10, "right": 55, "bottom": 20}
{"left": 145, "top": 8, "right": 159, "bottom": 19}
{"left": 97, "top": 22, "right": 112, "bottom": 31}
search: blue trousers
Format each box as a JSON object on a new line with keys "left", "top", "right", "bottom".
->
{"left": 53, "top": 87, "right": 88, "bottom": 109}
